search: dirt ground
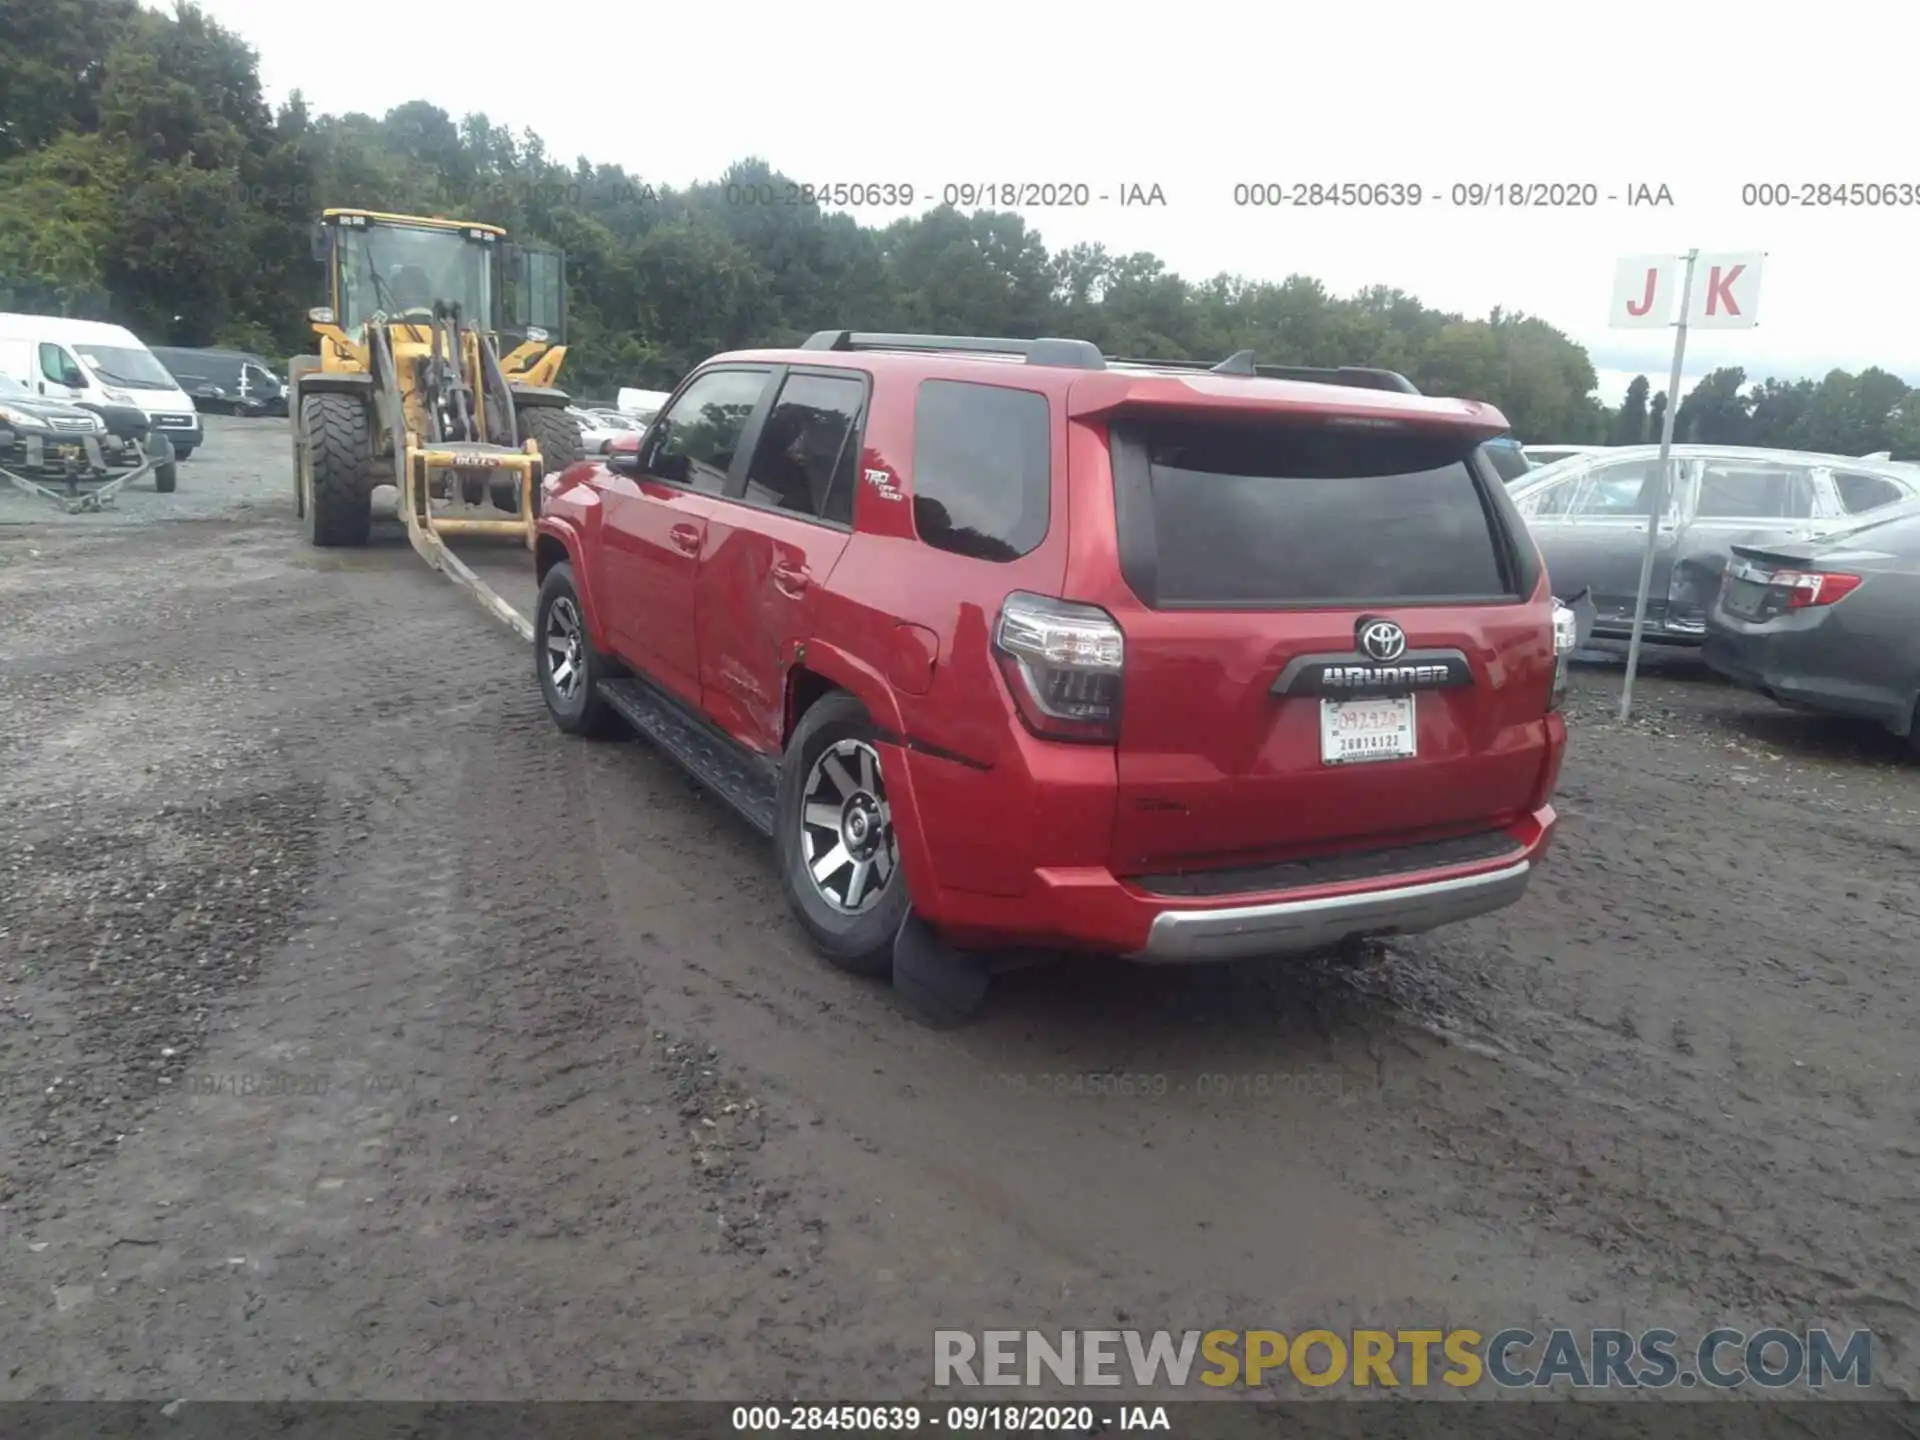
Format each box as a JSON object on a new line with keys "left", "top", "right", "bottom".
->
{"left": 1, "top": 417, "right": 1917, "bottom": 1412}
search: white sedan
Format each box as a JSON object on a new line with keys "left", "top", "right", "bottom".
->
{"left": 568, "top": 407, "right": 642, "bottom": 456}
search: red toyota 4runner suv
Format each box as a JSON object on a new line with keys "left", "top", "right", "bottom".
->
{"left": 532, "top": 331, "right": 1573, "bottom": 1006}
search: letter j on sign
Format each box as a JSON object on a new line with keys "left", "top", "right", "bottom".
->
{"left": 1610, "top": 256, "right": 1680, "bottom": 329}
{"left": 1687, "top": 252, "right": 1764, "bottom": 330}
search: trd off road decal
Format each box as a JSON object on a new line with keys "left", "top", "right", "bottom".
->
{"left": 864, "top": 467, "right": 903, "bottom": 502}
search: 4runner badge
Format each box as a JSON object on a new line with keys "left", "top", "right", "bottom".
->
{"left": 864, "top": 467, "right": 904, "bottom": 502}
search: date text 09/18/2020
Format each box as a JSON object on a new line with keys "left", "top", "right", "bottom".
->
{"left": 720, "top": 180, "right": 1675, "bottom": 209}
{"left": 729, "top": 1404, "right": 1170, "bottom": 1432}
{"left": 722, "top": 182, "right": 1167, "bottom": 208}
{"left": 1229, "top": 181, "right": 1675, "bottom": 207}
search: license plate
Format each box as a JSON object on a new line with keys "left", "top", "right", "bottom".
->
{"left": 1722, "top": 574, "right": 1770, "bottom": 619}
{"left": 1320, "top": 695, "right": 1417, "bottom": 765}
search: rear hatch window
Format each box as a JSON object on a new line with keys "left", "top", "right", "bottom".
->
{"left": 1110, "top": 418, "right": 1526, "bottom": 608}
{"left": 1092, "top": 415, "right": 1551, "bottom": 876}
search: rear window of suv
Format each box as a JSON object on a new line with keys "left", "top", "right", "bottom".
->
{"left": 1109, "top": 419, "right": 1521, "bottom": 607}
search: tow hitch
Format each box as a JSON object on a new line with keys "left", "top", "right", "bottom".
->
{"left": 0, "top": 432, "right": 173, "bottom": 514}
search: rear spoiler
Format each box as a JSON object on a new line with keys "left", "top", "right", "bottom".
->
{"left": 1728, "top": 541, "right": 1825, "bottom": 570}
{"left": 1064, "top": 369, "right": 1510, "bottom": 439}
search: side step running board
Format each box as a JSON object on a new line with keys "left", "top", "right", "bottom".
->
{"left": 598, "top": 678, "right": 779, "bottom": 837}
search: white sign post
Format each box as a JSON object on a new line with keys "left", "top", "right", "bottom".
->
{"left": 1607, "top": 251, "right": 1764, "bottom": 723}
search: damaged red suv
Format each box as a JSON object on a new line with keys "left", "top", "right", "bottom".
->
{"left": 532, "top": 332, "right": 1572, "bottom": 1015}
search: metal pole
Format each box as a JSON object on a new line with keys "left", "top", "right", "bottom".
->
{"left": 1619, "top": 248, "right": 1698, "bottom": 723}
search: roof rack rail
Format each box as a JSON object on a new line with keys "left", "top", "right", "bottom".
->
{"left": 799, "top": 330, "right": 1106, "bottom": 371}
{"left": 793, "top": 334, "right": 1422, "bottom": 394}
{"left": 1113, "top": 352, "right": 1422, "bottom": 395}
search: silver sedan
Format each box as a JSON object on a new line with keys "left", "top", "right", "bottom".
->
{"left": 1506, "top": 444, "right": 1920, "bottom": 644}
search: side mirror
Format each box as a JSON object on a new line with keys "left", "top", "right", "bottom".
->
{"left": 309, "top": 221, "right": 328, "bottom": 263}
{"left": 63, "top": 366, "right": 86, "bottom": 389}
{"left": 606, "top": 430, "right": 641, "bottom": 470}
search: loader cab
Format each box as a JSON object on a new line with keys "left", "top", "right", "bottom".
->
{"left": 312, "top": 212, "right": 502, "bottom": 341}
{"left": 307, "top": 211, "right": 568, "bottom": 388}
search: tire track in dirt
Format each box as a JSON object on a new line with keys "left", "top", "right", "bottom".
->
{"left": 4, "top": 505, "right": 1917, "bottom": 1403}
{"left": 569, "top": 739, "right": 1671, "bottom": 1399}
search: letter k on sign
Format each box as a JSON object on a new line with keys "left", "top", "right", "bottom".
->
{"left": 1687, "top": 253, "right": 1764, "bottom": 329}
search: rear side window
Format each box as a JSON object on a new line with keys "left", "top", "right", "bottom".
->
{"left": 1832, "top": 469, "right": 1906, "bottom": 514}
{"left": 911, "top": 380, "right": 1051, "bottom": 561}
{"left": 739, "top": 371, "right": 865, "bottom": 525}
{"left": 1571, "top": 458, "right": 1666, "bottom": 516}
{"left": 1111, "top": 419, "right": 1518, "bottom": 607}
{"left": 1695, "top": 463, "right": 1815, "bottom": 519}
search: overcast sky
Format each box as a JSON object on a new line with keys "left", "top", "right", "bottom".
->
{"left": 177, "top": 0, "right": 1915, "bottom": 404}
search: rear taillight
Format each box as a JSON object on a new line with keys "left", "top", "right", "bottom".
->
{"left": 1774, "top": 570, "right": 1863, "bottom": 608}
{"left": 992, "top": 591, "right": 1125, "bottom": 743}
{"left": 1549, "top": 601, "right": 1577, "bottom": 710}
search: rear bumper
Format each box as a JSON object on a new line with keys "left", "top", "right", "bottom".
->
{"left": 878, "top": 664, "right": 1567, "bottom": 964}
{"left": 1129, "top": 857, "right": 1535, "bottom": 962}
{"left": 911, "top": 803, "right": 1557, "bottom": 963}
{"left": 1704, "top": 621, "right": 1913, "bottom": 734}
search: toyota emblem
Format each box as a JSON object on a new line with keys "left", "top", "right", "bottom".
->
{"left": 1357, "top": 618, "right": 1407, "bottom": 661}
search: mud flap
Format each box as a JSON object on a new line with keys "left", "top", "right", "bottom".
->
{"left": 891, "top": 910, "right": 991, "bottom": 1027}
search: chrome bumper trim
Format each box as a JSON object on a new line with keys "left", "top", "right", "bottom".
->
{"left": 1127, "top": 860, "right": 1534, "bottom": 963}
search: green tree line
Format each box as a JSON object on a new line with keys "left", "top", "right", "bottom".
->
{"left": 1603, "top": 367, "right": 1920, "bottom": 456}
{"left": 5, "top": 1, "right": 1918, "bottom": 455}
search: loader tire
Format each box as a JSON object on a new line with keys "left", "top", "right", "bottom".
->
{"left": 300, "top": 392, "right": 373, "bottom": 547}
{"left": 515, "top": 406, "right": 584, "bottom": 516}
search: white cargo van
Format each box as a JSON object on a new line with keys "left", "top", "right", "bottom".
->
{"left": 616, "top": 387, "right": 672, "bottom": 418}
{"left": 0, "top": 314, "right": 205, "bottom": 458}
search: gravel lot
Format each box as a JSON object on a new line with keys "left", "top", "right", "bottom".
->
{"left": 1, "top": 417, "right": 1917, "bottom": 1417}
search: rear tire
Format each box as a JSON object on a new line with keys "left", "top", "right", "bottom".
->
{"left": 535, "top": 562, "right": 620, "bottom": 738}
{"left": 775, "top": 691, "right": 910, "bottom": 975}
{"left": 299, "top": 392, "right": 373, "bottom": 547}
{"left": 148, "top": 433, "right": 178, "bottom": 493}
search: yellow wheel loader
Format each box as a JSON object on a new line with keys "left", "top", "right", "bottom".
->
{"left": 287, "top": 209, "right": 585, "bottom": 556}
